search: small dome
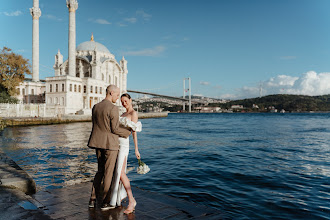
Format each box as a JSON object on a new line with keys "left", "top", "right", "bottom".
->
{"left": 76, "top": 41, "right": 111, "bottom": 54}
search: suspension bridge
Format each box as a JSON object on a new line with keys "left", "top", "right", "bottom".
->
{"left": 128, "top": 78, "right": 206, "bottom": 112}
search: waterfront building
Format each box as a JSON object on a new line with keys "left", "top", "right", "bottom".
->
{"left": 16, "top": 0, "right": 128, "bottom": 115}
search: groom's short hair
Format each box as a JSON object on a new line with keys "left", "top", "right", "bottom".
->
{"left": 106, "top": 84, "right": 119, "bottom": 95}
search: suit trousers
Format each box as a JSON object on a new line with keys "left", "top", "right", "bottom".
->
{"left": 90, "top": 148, "right": 118, "bottom": 204}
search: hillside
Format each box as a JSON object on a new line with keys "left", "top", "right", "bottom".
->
{"left": 212, "top": 94, "right": 330, "bottom": 112}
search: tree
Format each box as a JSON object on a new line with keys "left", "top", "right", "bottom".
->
{"left": 0, "top": 47, "right": 31, "bottom": 96}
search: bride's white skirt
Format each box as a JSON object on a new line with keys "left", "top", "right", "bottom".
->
{"left": 110, "top": 137, "right": 129, "bottom": 207}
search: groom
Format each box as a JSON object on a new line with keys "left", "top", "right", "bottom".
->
{"left": 88, "top": 84, "right": 131, "bottom": 210}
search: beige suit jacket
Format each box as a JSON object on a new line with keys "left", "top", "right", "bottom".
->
{"left": 88, "top": 99, "right": 131, "bottom": 150}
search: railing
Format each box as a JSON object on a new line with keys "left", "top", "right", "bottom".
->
{"left": 0, "top": 103, "right": 65, "bottom": 118}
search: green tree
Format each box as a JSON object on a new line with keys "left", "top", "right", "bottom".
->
{"left": 0, "top": 47, "right": 31, "bottom": 96}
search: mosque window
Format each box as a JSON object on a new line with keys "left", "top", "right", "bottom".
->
{"left": 74, "top": 84, "right": 77, "bottom": 92}
{"left": 62, "top": 84, "right": 65, "bottom": 92}
{"left": 50, "top": 85, "right": 52, "bottom": 92}
{"left": 56, "top": 84, "right": 58, "bottom": 92}
{"left": 61, "top": 97, "right": 65, "bottom": 105}
{"left": 31, "top": 89, "right": 34, "bottom": 95}
{"left": 70, "top": 84, "right": 72, "bottom": 92}
{"left": 91, "top": 86, "right": 93, "bottom": 93}
{"left": 79, "top": 85, "right": 81, "bottom": 93}
{"left": 84, "top": 85, "right": 86, "bottom": 93}
{"left": 100, "top": 87, "right": 102, "bottom": 94}
{"left": 95, "top": 86, "right": 98, "bottom": 94}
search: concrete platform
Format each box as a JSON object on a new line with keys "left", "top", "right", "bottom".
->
{"left": 0, "top": 149, "right": 36, "bottom": 194}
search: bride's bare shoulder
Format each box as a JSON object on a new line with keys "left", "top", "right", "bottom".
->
{"left": 131, "top": 110, "right": 138, "bottom": 122}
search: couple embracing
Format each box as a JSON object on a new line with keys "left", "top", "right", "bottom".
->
{"left": 87, "top": 84, "right": 142, "bottom": 214}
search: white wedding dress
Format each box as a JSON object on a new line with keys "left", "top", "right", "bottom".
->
{"left": 109, "top": 116, "right": 142, "bottom": 207}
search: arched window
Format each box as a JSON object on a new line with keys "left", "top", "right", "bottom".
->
{"left": 95, "top": 86, "right": 98, "bottom": 94}
{"left": 50, "top": 84, "right": 52, "bottom": 92}
{"left": 61, "top": 97, "right": 65, "bottom": 105}
{"left": 62, "top": 84, "right": 65, "bottom": 92}
{"left": 56, "top": 84, "right": 58, "bottom": 92}
{"left": 84, "top": 85, "right": 86, "bottom": 93}
{"left": 79, "top": 85, "right": 81, "bottom": 93}
{"left": 74, "top": 84, "right": 77, "bottom": 92}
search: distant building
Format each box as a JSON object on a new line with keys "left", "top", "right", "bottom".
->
{"left": 231, "top": 105, "right": 244, "bottom": 109}
{"left": 195, "top": 106, "right": 221, "bottom": 113}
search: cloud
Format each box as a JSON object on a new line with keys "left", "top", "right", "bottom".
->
{"left": 124, "top": 17, "right": 137, "bottom": 24}
{"left": 44, "top": 14, "right": 63, "bottom": 21}
{"left": 280, "top": 56, "right": 297, "bottom": 60}
{"left": 89, "top": 18, "right": 111, "bottom": 25}
{"left": 16, "top": 49, "right": 25, "bottom": 53}
{"left": 200, "top": 81, "right": 210, "bottom": 86}
{"left": 95, "top": 19, "right": 111, "bottom": 24}
{"left": 225, "top": 71, "right": 330, "bottom": 99}
{"left": 136, "top": 10, "right": 151, "bottom": 21}
{"left": 117, "top": 23, "right": 127, "bottom": 27}
{"left": 162, "top": 35, "right": 174, "bottom": 40}
{"left": 214, "top": 85, "right": 222, "bottom": 90}
{"left": 2, "top": 10, "right": 22, "bottom": 16}
{"left": 124, "top": 46, "right": 165, "bottom": 56}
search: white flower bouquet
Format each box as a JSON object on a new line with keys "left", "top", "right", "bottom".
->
{"left": 137, "top": 159, "right": 150, "bottom": 174}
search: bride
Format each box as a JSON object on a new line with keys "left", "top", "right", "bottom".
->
{"left": 109, "top": 93, "right": 142, "bottom": 214}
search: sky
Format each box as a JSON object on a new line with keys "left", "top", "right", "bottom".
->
{"left": 1, "top": 0, "right": 330, "bottom": 100}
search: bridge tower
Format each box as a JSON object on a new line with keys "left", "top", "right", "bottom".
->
{"left": 183, "top": 77, "right": 191, "bottom": 112}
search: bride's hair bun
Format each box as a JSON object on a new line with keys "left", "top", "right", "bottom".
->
{"left": 121, "top": 93, "right": 131, "bottom": 99}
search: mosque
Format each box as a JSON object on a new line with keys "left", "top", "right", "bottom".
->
{"left": 16, "top": 0, "right": 128, "bottom": 115}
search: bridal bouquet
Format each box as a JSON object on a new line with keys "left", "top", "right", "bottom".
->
{"left": 137, "top": 159, "right": 150, "bottom": 174}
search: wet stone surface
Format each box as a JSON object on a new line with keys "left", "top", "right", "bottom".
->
{"left": 1, "top": 181, "right": 222, "bottom": 219}
{"left": 32, "top": 181, "right": 223, "bottom": 219}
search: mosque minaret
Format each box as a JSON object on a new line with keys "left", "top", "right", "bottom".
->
{"left": 30, "top": 0, "right": 41, "bottom": 82}
{"left": 66, "top": 0, "right": 78, "bottom": 77}
{"left": 16, "top": 0, "right": 128, "bottom": 115}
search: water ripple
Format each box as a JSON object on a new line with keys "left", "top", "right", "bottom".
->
{"left": 1, "top": 113, "right": 330, "bottom": 219}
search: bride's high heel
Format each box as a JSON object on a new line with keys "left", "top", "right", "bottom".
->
{"left": 124, "top": 199, "right": 137, "bottom": 214}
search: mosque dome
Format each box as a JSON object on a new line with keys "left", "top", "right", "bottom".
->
{"left": 76, "top": 35, "right": 111, "bottom": 54}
